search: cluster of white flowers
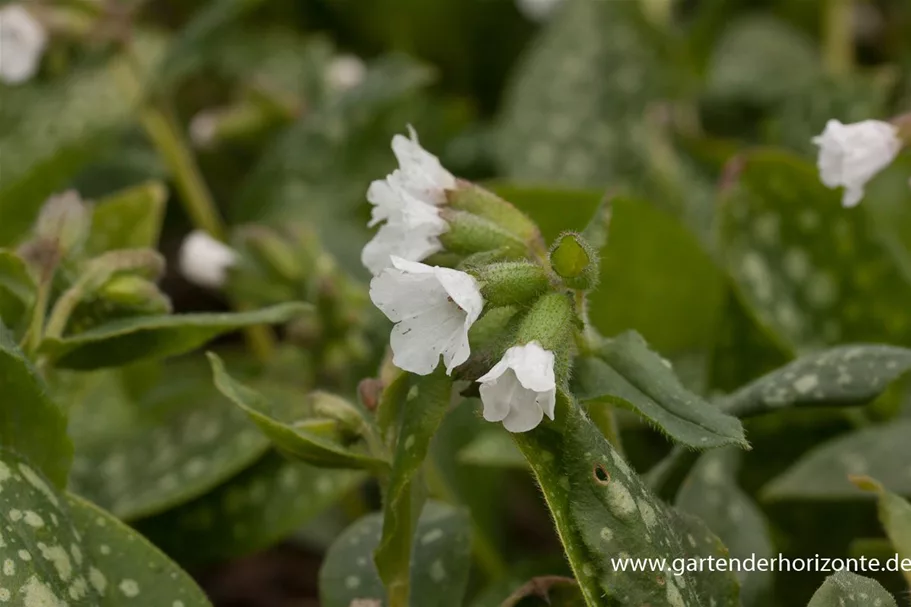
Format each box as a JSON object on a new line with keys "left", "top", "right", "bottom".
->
{"left": 361, "top": 126, "right": 454, "bottom": 276}
{"left": 367, "top": 130, "right": 557, "bottom": 433}
{"left": 0, "top": 4, "right": 47, "bottom": 85}
{"left": 812, "top": 119, "right": 903, "bottom": 208}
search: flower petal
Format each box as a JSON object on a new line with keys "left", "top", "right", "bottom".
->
{"left": 508, "top": 342, "right": 557, "bottom": 394}
{"left": 479, "top": 369, "right": 521, "bottom": 423}
{"left": 390, "top": 302, "right": 465, "bottom": 375}
{"left": 500, "top": 396, "right": 545, "bottom": 433}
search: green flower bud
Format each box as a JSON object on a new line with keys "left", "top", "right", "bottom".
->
{"left": 310, "top": 391, "right": 367, "bottom": 437}
{"left": 235, "top": 226, "right": 304, "bottom": 284}
{"left": 549, "top": 232, "right": 600, "bottom": 291}
{"left": 34, "top": 191, "right": 92, "bottom": 260}
{"left": 447, "top": 182, "right": 542, "bottom": 245}
{"left": 515, "top": 292, "right": 576, "bottom": 380}
{"left": 470, "top": 261, "right": 550, "bottom": 307}
{"left": 439, "top": 209, "right": 527, "bottom": 258}
{"left": 97, "top": 275, "right": 172, "bottom": 315}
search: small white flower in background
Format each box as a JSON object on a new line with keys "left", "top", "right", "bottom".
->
{"left": 369, "top": 256, "right": 483, "bottom": 376}
{"left": 179, "top": 230, "right": 237, "bottom": 289}
{"left": 812, "top": 119, "right": 902, "bottom": 208}
{"left": 326, "top": 54, "right": 366, "bottom": 92}
{"left": 362, "top": 127, "right": 454, "bottom": 275}
{"left": 516, "top": 0, "right": 564, "bottom": 22}
{"left": 189, "top": 111, "right": 219, "bottom": 149}
{"left": 0, "top": 4, "right": 47, "bottom": 85}
{"left": 478, "top": 342, "right": 557, "bottom": 433}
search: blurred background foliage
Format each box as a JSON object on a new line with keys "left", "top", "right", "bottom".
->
{"left": 3, "top": 0, "right": 911, "bottom": 605}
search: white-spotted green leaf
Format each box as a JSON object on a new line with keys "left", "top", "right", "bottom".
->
{"left": 0, "top": 449, "right": 210, "bottom": 606}
{"left": 720, "top": 150, "right": 911, "bottom": 351}
{"left": 572, "top": 331, "right": 748, "bottom": 449}
{"left": 41, "top": 302, "right": 308, "bottom": 369}
{"left": 676, "top": 449, "right": 774, "bottom": 605}
{"left": 375, "top": 368, "right": 453, "bottom": 605}
{"left": 721, "top": 345, "right": 911, "bottom": 418}
{"left": 806, "top": 572, "right": 897, "bottom": 607}
{"left": 0, "top": 323, "right": 72, "bottom": 488}
{"left": 319, "top": 501, "right": 472, "bottom": 607}
{"left": 852, "top": 476, "right": 911, "bottom": 586}
{"left": 136, "top": 453, "right": 365, "bottom": 567}
{"left": 512, "top": 391, "right": 740, "bottom": 607}
{"left": 763, "top": 419, "right": 911, "bottom": 500}
{"left": 67, "top": 381, "right": 268, "bottom": 521}
{"left": 208, "top": 353, "right": 386, "bottom": 469}
{"left": 0, "top": 249, "right": 35, "bottom": 329}
{"left": 85, "top": 181, "right": 168, "bottom": 256}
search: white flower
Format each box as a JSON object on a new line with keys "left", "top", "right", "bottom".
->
{"left": 812, "top": 119, "right": 902, "bottom": 208}
{"left": 516, "top": 0, "right": 564, "bottom": 22}
{"left": 478, "top": 342, "right": 557, "bottom": 433}
{"left": 0, "top": 4, "right": 47, "bottom": 85}
{"left": 179, "top": 230, "right": 237, "bottom": 289}
{"left": 362, "top": 127, "right": 455, "bottom": 275}
{"left": 189, "top": 111, "right": 219, "bottom": 149}
{"left": 326, "top": 54, "right": 366, "bottom": 92}
{"left": 369, "top": 256, "right": 483, "bottom": 376}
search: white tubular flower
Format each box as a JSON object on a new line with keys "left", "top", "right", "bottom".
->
{"left": 812, "top": 119, "right": 902, "bottom": 208}
{"left": 179, "top": 230, "right": 237, "bottom": 289}
{"left": 478, "top": 342, "right": 557, "bottom": 433}
{"left": 516, "top": 0, "right": 564, "bottom": 22}
{"left": 326, "top": 54, "right": 366, "bottom": 92}
{"left": 369, "top": 256, "right": 484, "bottom": 376}
{"left": 363, "top": 127, "right": 454, "bottom": 275}
{"left": 0, "top": 4, "right": 47, "bottom": 85}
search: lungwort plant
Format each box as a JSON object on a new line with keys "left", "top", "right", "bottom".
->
{"left": 2, "top": 0, "right": 911, "bottom": 606}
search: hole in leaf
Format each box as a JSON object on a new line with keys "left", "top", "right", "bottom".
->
{"left": 593, "top": 463, "right": 610, "bottom": 484}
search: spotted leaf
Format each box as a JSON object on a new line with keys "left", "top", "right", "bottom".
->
{"left": 41, "top": 302, "right": 308, "bottom": 369}
{"left": 852, "top": 476, "right": 911, "bottom": 586}
{"left": 0, "top": 322, "right": 72, "bottom": 488}
{"left": 721, "top": 344, "right": 911, "bottom": 418}
{"left": 806, "top": 572, "right": 897, "bottom": 607}
{"left": 763, "top": 419, "right": 911, "bottom": 500}
{"left": 572, "top": 331, "right": 748, "bottom": 449}
{"left": 512, "top": 392, "right": 740, "bottom": 607}
{"left": 0, "top": 449, "right": 210, "bottom": 607}
{"left": 319, "top": 501, "right": 471, "bottom": 607}
{"left": 136, "top": 453, "right": 365, "bottom": 567}
{"left": 720, "top": 150, "right": 911, "bottom": 351}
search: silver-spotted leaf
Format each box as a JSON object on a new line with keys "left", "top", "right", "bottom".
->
{"left": 721, "top": 344, "right": 911, "bottom": 418}
{"left": 806, "top": 572, "right": 897, "bottom": 607}
{"left": 764, "top": 420, "right": 911, "bottom": 500}
{"left": 209, "top": 353, "right": 386, "bottom": 469}
{"left": 136, "top": 453, "right": 365, "bottom": 567}
{"left": 42, "top": 302, "right": 308, "bottom": 369}
{"left": 676, "top": 449, "right": 774, "bottom": 605}
{"left": 720, "top": 150, "right": 911, "bottom": 351}
{"left": 0, "top": 323, "right": 72, "bottom": 488}
{"left": 573, "top": 331, "right": 747, "bottom": 449}
{"left": 319, "top": 501, "right": 471, "bottom": 607}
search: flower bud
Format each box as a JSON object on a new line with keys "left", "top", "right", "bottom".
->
{"left": 447, "top": 183, "right": 542, "bottom": 245}
{"left": 515, "top": 292, "right": 576, "bottom": 380}
{"left": 97, "top": 275, "right": 172, "bottom": 315}
{"left": 235, "top": 225, "right": 304, "bottom": 284}
{"left": 438, "top": 209, "right": 527, "bottom": 258}
{"left": 549, "top": 232, "right": 599, "bottom": 290}
{"left": 34, "top": 190, "right": 91, "bottom": 259}
{"left": 469, "top": 261, "right": 550, "bottom": 307}
{"left": 310, "top": 391, "right": 366, "bottom": 436}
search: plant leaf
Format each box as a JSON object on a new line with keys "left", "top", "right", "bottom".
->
{"left": 676, "top": 449, "right": 774, "bottom": 605}
{"left": 41, "top": 302, "right": 308, "bottom": 369}
{"left": 0, "top": 322, "right": 72, "bottom": 488}
{"left": 0, "top": 449, "right": 210, "bottom": 606}
{"left": 851, "top": 476, "right": 911, "bottom": 587}
{"left": 319, "top": 501, "right": 472, "bottom": 607}
{"left": 375, "top": 368, "right": 453, "bottom": 605}
{"left": 513, "top": 392, "right": 740, "bottom": 607}
{"left": 763, "top": 419, "right": 911, "bottom": 500}
{"left": 85, "top": 181, "right": 168, "bottom": 256}
{"left": 208, "top": 353, "right": 386, "bottom": 469}
{"left": 719, "top": 150, "right": 911, "bottom": 351}
{"left": 806, "top": 572, "right": 897, "bottom": 607}
{"left": 720, "top": 344, "right": 911, "bottom": 418}
{"left": 0, "top": 250, "right": 36, "bottom": 331}
{"left": 573, "top": 331, "right": 748, "bottom": 449}
{"left": 136, "top": 452, "right": 365, "bottom": 567}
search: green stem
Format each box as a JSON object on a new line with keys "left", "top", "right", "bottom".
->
{"left": 24, "top": 278, "right": 53, "bottom": 358}
{"left": 824, "top": 0, "right": 855, "bottom": 76}
{"left": 424, "top": 459, "right": 508, "bottom": 581}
